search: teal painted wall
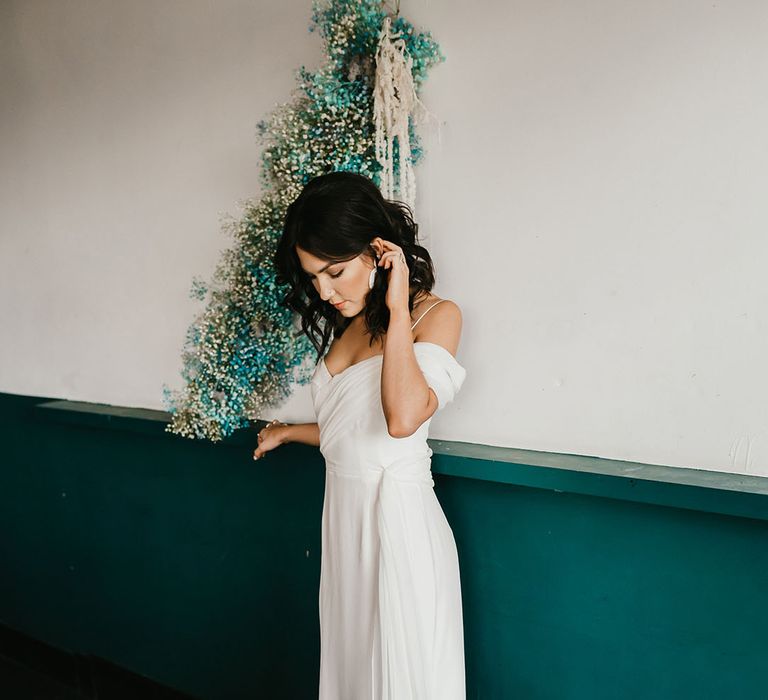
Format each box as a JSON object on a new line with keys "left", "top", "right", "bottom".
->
{"left": 1, "top": 392, "right": 767, "bottom": 699}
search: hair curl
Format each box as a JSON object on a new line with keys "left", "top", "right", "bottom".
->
{"left": 274, "top": 171, "right": 436, "bottom": 361}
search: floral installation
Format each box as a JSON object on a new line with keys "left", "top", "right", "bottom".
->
{"left": 163, "top": 0, "right": 444, "bottom": 441}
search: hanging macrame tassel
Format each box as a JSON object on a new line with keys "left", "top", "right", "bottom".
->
{"left": 373, "top": 15, "right": 437, "bottom": 210}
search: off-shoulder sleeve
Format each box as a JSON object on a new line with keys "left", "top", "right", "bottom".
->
{"left": 413, "top": 342, "right": 467, "bottom": 411}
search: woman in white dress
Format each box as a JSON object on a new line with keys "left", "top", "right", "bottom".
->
{"left": 255, "top": 171, "right": 468, "bottom": 699}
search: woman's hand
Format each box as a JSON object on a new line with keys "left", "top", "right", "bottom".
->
{"left": 378, "top": 239, "right": 410, "bottom": 316}
{"left": 253, "top": 419, "right": 288, "bottom": 460}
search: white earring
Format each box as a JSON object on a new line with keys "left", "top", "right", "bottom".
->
{"left": 368, "top": 256, "right": 379, "bottom": 289}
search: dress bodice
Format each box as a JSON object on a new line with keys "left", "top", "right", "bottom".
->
{"left": 310, "top": 341, "right": 467, "bottom": 473}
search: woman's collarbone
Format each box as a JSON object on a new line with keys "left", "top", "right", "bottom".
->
{"left": 326, "top": 294, "right": 440, "bottom": 371}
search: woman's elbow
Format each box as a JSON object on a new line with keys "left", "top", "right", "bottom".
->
{"left": 386, "top": 411, "right": 430, "bottom": 438}
{"left": 385, "top": 391, "right": 438, "bottom": 438}
{"left": 386, "top": 419, "right": 414, "bottom": 439}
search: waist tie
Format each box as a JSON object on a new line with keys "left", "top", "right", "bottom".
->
{"left": 325, "top": 451, "right": 435, "bottom": 488}
{"left": 328, "top": 451, "right": 435, "bottom": 698}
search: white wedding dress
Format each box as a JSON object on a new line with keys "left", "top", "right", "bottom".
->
{"left": 310, "top": 300, "right": 468, "bottom": 699}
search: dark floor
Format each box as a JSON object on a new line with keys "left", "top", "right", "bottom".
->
{"left": 0, "top": 655, "right": 84, "bottom": 699}
{"left": 0, "top": 622, "right": 200, "bottom": 700}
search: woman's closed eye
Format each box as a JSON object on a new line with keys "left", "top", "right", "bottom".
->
{"left": 307, "top": 267, "right": 344, "bottom": 280}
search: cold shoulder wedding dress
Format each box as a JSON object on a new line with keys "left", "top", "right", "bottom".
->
{"left": 310, "top": 299, "right": 468, "bottom": 699}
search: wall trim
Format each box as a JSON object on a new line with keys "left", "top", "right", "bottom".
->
{"left": 34, "top": 399, "right": 768, "bottom": 522}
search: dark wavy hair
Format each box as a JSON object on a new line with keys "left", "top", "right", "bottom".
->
{"left": 274, "top": 171, "right": 436, "bottom": 360}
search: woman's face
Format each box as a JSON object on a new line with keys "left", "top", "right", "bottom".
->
{"left": 296, "top": 241, "right": 382, "bottom": 316}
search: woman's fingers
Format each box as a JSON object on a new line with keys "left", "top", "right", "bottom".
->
{"left": 254, "top": 420, "right": 286, "bottom": 460}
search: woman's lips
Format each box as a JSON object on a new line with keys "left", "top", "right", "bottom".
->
{"left": 333, "top": 301, "right": 346, "bottom": 309}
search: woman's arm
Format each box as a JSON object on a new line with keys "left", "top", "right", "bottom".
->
{"left": 381, "top": 310, "right": 432, "bottom": 437}
{"left": 281, "top": 422, "right": 321, "bottom": 447}
{"left": 381, "top": 300, "right": 462, "bottom": 438}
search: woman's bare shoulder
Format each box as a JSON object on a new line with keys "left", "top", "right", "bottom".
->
{"left": 411, "top": 294, "right": 462, "bottom": 351}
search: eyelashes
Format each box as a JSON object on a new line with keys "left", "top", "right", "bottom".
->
{"left": 308, "top": 269, "right": 343, "bottom": 280}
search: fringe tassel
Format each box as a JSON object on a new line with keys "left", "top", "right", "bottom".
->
{"left": 373, "top": 15, "right": 437, "bottom": 210}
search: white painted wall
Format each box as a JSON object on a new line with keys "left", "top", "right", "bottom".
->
{"left": 2, "top": 0, "right": 766, "bottom": 475}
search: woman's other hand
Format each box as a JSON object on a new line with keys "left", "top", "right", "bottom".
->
{"left": 253, "top": 419, "right": 289, "bottom": 460}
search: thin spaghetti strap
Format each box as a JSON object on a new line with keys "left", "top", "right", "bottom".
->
{"left": 410, "top": 299, "right": 447, "bottom": 331}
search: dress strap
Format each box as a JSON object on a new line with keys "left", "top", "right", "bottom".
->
{"left": 410, "top": 299, "right": 447, "bottom": 331}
